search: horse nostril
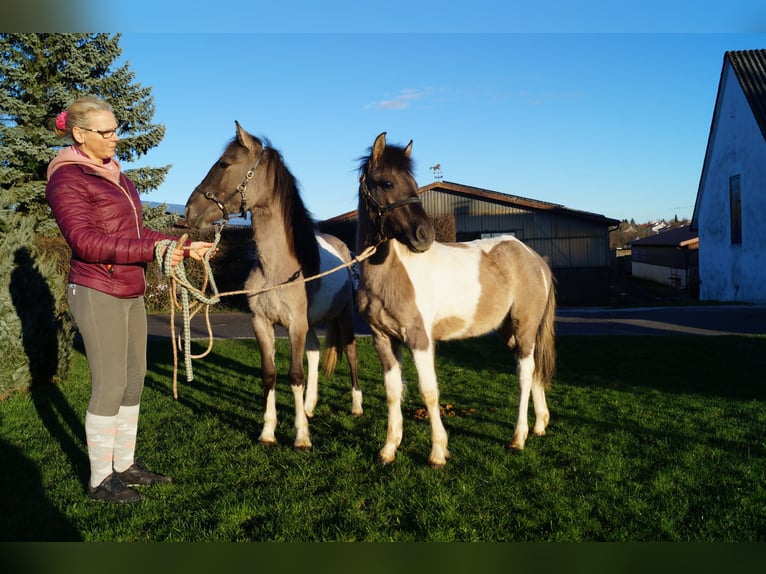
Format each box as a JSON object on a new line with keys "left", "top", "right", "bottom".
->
{"left": 419, "top": 223, "right": 433, "bottom": 242}
{"left": 415, "top": 223, "right": 435, "bottom": 250}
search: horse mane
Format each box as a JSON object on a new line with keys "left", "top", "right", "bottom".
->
{"left": 357, "top": 142, "right": 416, "bottom": 178}
{"left": 247, "top": 136, "right": 320, "bottom": 280}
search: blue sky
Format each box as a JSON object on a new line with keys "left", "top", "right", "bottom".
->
{"left": 110, "top": 2, "right": 766, "bottom": 223}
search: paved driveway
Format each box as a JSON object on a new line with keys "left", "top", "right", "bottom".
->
{"left": 556, "top": 305, "right": 766, "bottom": 336}
{"left": 147, "top": 305, "right": 766, "bottom": 340}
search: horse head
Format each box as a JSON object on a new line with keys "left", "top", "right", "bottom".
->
{"left": 183, "top": 121, "right": 267, "bottom": 228}
{"left": 357, "top": 132, "right": 435, "bottom": 253}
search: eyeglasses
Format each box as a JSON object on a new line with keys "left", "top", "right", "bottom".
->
{"left": 80, "top": 126, "right": 120, "bottom": 139}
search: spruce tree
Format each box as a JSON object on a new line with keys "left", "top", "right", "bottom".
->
{"left": 0, "top": 33, "right": 174, "bottom": 394}
{"left": 0, "top": 32, "right": 172, "bottom": 232}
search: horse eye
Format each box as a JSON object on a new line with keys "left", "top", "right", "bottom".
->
{"left": 217, "top": 160, "right": 229, "bottom": 169}
{"left": 382, "top": 181, "right": 394, "bottom": 189}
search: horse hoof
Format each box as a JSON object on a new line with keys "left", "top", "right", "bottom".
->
{"left": 260, "top": 439, "right": 278, "bottom": 447}
{"left": 294, "top": 444, "right": 313, "bottom": 451}
{"left": 351, "top": 409, "right": 364, "bottom": 418}
{"left": 428, "top": 460, "right": 447, "bottom": 469}
{"left": 506, "top": 442, "right": 524, "bottom": 453}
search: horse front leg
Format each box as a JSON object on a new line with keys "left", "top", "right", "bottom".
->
{"left": 303, "top": 328, "right": 320, "bottom": 418}
{"left": 372, "top": 331, "right": 404, "bottom": 465}
{"left": 287, "top": 321, "right": 311, "bottom": 450}
{"left": 252, "top": 317, "right": 278, "bottom": 446}
{"left": 411, "top": 346, "right": 450, "bottom": 468}
{"left": 510, "top": 352, "right": 534, "bottom": 450}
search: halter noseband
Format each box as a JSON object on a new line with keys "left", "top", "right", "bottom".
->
{"left": 359, "top": 173, "right": 423, "bottom": 240}
{"left": 194, "top": 147, "right": 266, "bottom": 221}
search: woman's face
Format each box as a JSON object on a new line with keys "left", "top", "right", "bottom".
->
{"left": 73, "top": 110, "right": 119, "bottom": 162}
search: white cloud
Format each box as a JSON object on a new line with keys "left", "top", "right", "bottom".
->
{"left": 366, "top": 87, "right": 433, "bottom": 111}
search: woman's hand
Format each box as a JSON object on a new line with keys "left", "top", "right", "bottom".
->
{"left": 156, "top": 240, "right": 216, "bottom": 266}
{"left": 184, "top": 241, "right": 217, "bottom": 262}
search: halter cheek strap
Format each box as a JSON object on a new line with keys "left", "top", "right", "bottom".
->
{"left": 195, "top": 147, "right": 266, "bottom": 221}
{"left": 359, "top": 173, "right": 423, "bottom": 241}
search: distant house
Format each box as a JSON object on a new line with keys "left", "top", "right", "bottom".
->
{"left": 319, "top": 180, "right": 619, "bottom": 306}
{"left": 691, "top": 49, "right": 766, "bottom": 303}
{"left": 629, "top": 225, "right": 699, "bottom": 294}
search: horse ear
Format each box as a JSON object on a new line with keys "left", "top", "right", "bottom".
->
{"left": 404, "top": 140, "right": 413, "bottom": 158}
{"left": 235, "top": 121, "right": 246, "bottom": 144}
{"left": 372, "top": 132, "right": 387, "bottom": 163}
{"left": 235, "top": 121, "right": 257, "bottom": 153}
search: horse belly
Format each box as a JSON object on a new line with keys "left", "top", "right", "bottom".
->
{"left": 307, "top": 236, "right": 352, "bottom": 324}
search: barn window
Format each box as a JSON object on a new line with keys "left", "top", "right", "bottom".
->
{"left": 729, "top": 175, "right": 742, "bottom": 245}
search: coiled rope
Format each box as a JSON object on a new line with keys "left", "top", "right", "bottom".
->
{"left": 155, "top": 226, "right": 379, "bottom": 399}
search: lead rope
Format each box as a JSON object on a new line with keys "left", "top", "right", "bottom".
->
{"left": 156, "top": 229, "right": 381, "bottom": 399}
{"left": 155, "top": 227, "right": 222, "bottom": 398}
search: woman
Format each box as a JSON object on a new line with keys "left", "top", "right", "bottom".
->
{"left": 46, "top": 96, "right": 215, "bottom": 503}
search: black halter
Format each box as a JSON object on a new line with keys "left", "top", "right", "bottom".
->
{"left": 194, "top": 147, "right": 266, "bottom": 221}
{"left": 359, "top": 173, "right": 423, "bottom": 241}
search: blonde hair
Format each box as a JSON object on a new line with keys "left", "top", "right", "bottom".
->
{"left": 54, "top": 96, "right": 114, "bottom": 138}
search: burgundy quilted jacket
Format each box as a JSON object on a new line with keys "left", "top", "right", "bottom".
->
{"left": 46, "top": 159, "right": 179, "bottom": 298}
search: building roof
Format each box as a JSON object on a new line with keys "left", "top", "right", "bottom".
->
{"left": 322, "top": 180, "right": 619, "bottom": 226}
{"left": 728, "top": 50, "right": 766, "bottom": 142}
{"left": 691, "top": 49, "right": 766, "bottom": 230}
{"left": 629, "top": 225, "right": 699, "bottom": 248}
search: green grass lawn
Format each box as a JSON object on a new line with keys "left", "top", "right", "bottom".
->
{"left": 1, "top": 334, "right": 765, "bottom": 541}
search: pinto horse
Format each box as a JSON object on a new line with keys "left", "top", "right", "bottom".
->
{"left": 184, "top": 122, "right": 362, "bottom": 449}
{"left": 356, "top": 132, "right": 556, "bottom": 468}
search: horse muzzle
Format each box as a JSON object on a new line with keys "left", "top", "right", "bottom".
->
{"left": 406, "top": 221, "right": 435, "bottom": 253}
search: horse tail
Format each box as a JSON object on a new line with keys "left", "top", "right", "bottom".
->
{"left": 534, "top": 282, "right": 557, "bottom": 389}
{"left": 321, "top": 318, "right": 342, "bottom": 377}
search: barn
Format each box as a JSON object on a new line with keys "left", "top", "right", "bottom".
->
{"left": 319, "top": 180, "right": 619, "bottom": 306}
{"left": 691, "top": 49, "right": 766, "bottom": 303}
{"left": 629, "top": 225, "right": 699, "bottom": 295}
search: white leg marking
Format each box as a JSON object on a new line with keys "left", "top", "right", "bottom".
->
{"left": 379, "top": 362, "right": 404, "bottom": 465}
{"left": 531, "top": 376, "right": 550, "bottom": 436}
{"left": 292, "top": 383, "right": 312, "bottom": 449}
{"left": 511, "top": 352, "right": 534, "bottom": 450}
{"left": 304, "top": 329, "right": 320, "bottom": 417}
{"left": 351, "top": 386, "right": 364, "bottom": 417}
{"left": 259, "top": 388, "right": 278, "bottom": 445}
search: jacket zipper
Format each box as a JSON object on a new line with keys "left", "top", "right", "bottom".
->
{"left": 90, "top": 171, "right": 146, "bottom": 291}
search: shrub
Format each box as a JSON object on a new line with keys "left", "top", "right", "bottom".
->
{"left": 0, "top": 214, "right": 73, "bottom": 398}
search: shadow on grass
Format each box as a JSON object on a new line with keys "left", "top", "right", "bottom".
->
{"left": 5, "top": 247, "right": 83, "bottom": 541}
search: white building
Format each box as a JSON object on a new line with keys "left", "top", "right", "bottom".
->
{"left": 691, "top": 49, "right": 766, "bottom": 303}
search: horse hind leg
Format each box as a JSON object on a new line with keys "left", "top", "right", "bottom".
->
{"left": 346, "top": 338, "right": 363, "bottom": 416}
{"left": 509, "top": 351, "right": 534, "bottom": 451}
{"left": 304, "top": 328, "right": 320, "bottom": 418}
{"left": 340, "top": 308, "right": 363, "bottom": 416}
{"left": 531, "top": 374, "right": 550, "bottom": 437}
{"left": 287, "top": 322, "right": 312, "bottom": 450}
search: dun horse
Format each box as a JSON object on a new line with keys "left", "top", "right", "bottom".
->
{"left": 356, "top": 133, "right": 556, "bottom": 468}
{"left": 184, "top": 122, "right": 362, "bottom": 449}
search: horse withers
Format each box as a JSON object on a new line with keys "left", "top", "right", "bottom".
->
{"left": 356, "top": 132, "right": 556, "bottom": 468}
{"left": 184, "top": 122, "right": 362, "bottom": 450}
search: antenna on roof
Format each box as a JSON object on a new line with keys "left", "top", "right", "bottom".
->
{"left": 430, "top": 164, "right": 443, "bottom": 181}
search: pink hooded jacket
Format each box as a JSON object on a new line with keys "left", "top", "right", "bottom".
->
{"left": 46, "top": 146, "right": 179, "bottom": 298}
